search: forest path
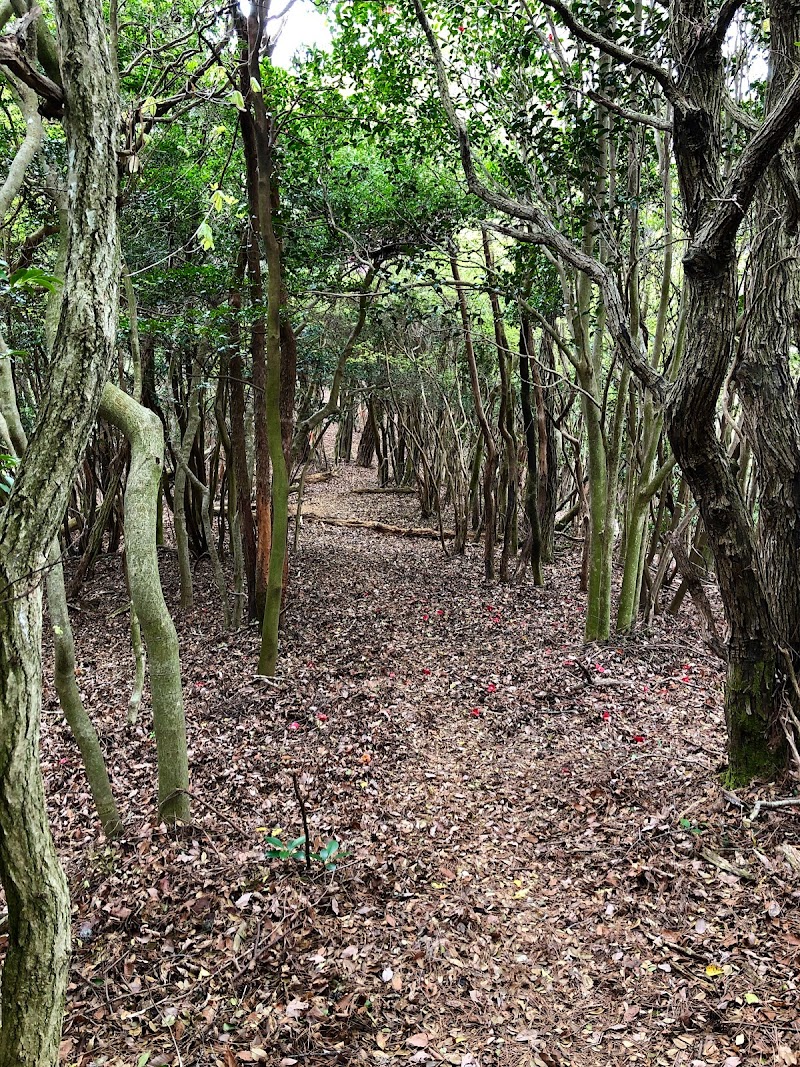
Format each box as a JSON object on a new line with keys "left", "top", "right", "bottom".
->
{"left": 36, "top": 464, "right": 800, "bottom": 1067}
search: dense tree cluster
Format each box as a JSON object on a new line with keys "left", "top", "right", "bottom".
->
{"left": 0, "top": 0, "right": 799, "bottom": 1060}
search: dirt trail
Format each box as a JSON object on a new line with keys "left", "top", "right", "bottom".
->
{"left": 21, "top": 465, "right": 800, "bottom": 1066}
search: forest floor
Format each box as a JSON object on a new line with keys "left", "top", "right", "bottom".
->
{"left": 26, "top": 463, "right": 800, "bottom": 1067}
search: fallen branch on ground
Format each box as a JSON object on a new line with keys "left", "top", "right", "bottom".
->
{"left": 723, "top": 789, "right": 800, "bottom": 821}
{"left": 288, "top": 470, "right": 335, "bottom": 493}
{"left": 297, "top": 511, "right": 455, "bottom": 539}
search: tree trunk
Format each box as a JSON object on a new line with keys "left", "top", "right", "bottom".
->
{"left": 46, "top": 546, "right": 121, "bottom": 835}
{"left": 664, "top": 5, "right": 796, "bottom": 782}
{"left": 99, "top": 384, "right": 190, "bottom": 822}
{"left": 451, "top": 249, "right": 496, "bottom": 581}
{"left": 357, "top": 403, "right": 376, "bottom": 466}
{"left": 518, "top": 314, "right": 544, "bottom": 584}
{"left": 0, "top": 0, "right": 120, "bottom": 1057}
{"left": 174, "top": 355, "right": 201, "bottom": 610}
{"left": 736, "top": 0, "right": 800, "bottom": 667}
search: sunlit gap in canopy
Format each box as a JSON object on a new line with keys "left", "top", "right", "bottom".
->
{"left": 236, "top": 0, "right": 331, "bottom": 69}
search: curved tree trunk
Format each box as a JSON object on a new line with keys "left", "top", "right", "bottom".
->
{"left": 0, "top": 0, "right": 120, "bottom": 1059}
{"left": 665, "top": 8, "right": 792, "bottom": 782}
{"left": 46, "top": 545, "right": 121, "bottom": 836}
{"left": 736, "top": 1, "right": 800, "bottom": 680}
{"left": 99, "top": 383, "right": 190, "bottom": 822}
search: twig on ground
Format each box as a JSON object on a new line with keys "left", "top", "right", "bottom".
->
{"left": 292, "top": 772, "right": 312, "bottom": 872}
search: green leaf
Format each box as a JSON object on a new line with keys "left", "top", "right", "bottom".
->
{"left": 288, "top": 836, "right": 307, "bottom": 851}
{"left": 231, "top": 89, "right": 246, "bottom": 111}
{"left": 137, "top": 1054, "right": 151, "bottom": 1067}
{"left": 195, "top": 220, "right": 214, "bottom": 251}
{"left": 8, "top": 266, "right": 62, "bottom": 292}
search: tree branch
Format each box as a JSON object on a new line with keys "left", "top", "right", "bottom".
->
{"left": 0, "top": 6, "right": 63, "bottom": 116}
{"left": 688, "top": 73, "right": 800, "bottom": 274}
{"left": 410, "top": 0, "right": 666, "bottom": 401}
{"left": 707, "top": 0, "right": 746, "bottom": 49}
{"left": 586, "top": 89, "right": 671, "bottom": 131}
{"left": 535, "top": 0, "right": 690, "bottom": 115}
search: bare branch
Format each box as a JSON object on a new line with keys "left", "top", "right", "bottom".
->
{"left": 688, "top": 73, "right": 800, "bottom": 274}
{"left": 586, "top": 89, "right": 671, "bottom": 131}
{"left": 535, "top": 0, "right": 690, "bottom": 115}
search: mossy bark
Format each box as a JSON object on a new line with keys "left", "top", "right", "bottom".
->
{"left": 46, "top": 545, "right": 121, "bottom": 836}
{"left": 99, "top": 384, "right": 190, "bottom": 822}
{"left": 723, "top": 652, "right": 784, "bottom": 785}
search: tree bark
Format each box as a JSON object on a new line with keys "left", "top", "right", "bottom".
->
{"left": 0, "top": 0, "right": 120, "bottom": 1058}
{"left": 98, "top": 383, "right": 190, "bottom": 822}
{"left": 736, "top": 0, "right": 800, "bottom": 657}
{"left": 665, "top": 4, "right": 789, "bottom": 782}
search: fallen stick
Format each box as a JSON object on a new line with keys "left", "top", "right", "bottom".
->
{"left": 352, "top": 486, "right": 416, "bottom": 495}
{"left": 288, "top": 469, "right": 335, "bottom": 493}
{"left": 298, "top": 511, "right": 455, "bottom": 540}
{"left": 723, "top": 790, "right": 800, "bottom": 821}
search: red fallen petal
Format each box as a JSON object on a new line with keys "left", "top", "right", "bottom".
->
{"left": 486, "top": 683, "right": 497, "bottom": 692}
{"left": 422, "top": 615, "right": 429, "bottom": 621}
{"left": 602, "top": 711, "right": 610, "bottom": 720}
{"left": 289, "top": 722, "right": 300, "bottom": 731}
{"left": 436, "top": 609, "right": 444, "bottom": 615}
{"left": 423, "top": 668, "right": 431, "bottom": 675}
{"left": 471, "top": 708, "right": 481, "bottom": 717}
{"left": 680, "top": 675, "right": 689, "bottom": 682}
{"left": 317, "top": 713, "right": 328, "bottom": 722}
{"left": 632, "top": 735, "right": 645, "bottom": 743}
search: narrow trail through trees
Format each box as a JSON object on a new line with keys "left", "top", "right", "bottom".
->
{"left": 34, "top": 468, "right": 800, "bottom": 1067}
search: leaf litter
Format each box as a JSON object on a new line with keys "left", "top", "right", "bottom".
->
{"left": 9, "top": 464, "right": 799, "bottom": 1066}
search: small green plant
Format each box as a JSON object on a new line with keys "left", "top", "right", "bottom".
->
{"left": 679, "top": 817, "right": 704, "bottom": 835}
{"left": 263, "top": 832, "right": 345, "bottom": 871}
{"left": 0, "top": 453, "right": 18, "bottom": 496}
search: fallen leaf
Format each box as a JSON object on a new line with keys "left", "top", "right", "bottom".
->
{"left": 407, "top": 1033, "right": 429, "bottom": 1048}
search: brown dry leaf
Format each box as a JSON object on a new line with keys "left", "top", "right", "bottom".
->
{"left": 407, "top": 1033, "right": 430, "bottom": 1048}
{"left": 39, "top": 467, "right": 800, "bottom": 1067}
